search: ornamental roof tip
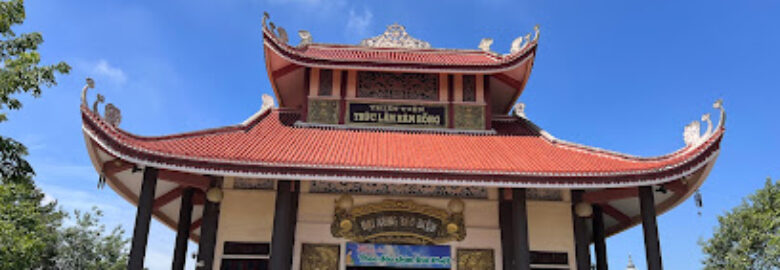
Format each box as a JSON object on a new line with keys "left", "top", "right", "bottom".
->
{"left": 682, "top": 99, "right": 726, "bottom": 149}
{"left": 359, "top": 23, "right": 432, "bottom": 49}
{"left": 262, "top": 11, "right": 541, "bottom": 55}
{"left": 80, "top": 78, "right": 122, "bottom": 127}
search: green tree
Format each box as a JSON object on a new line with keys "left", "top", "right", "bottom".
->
{"left": 1, "top": 0, "right": 70, "bottom": 123}
{"left": 1, "top": 1, "right": 125, "bottom": 269}
{"left": 700, "top": 178, "right": 780, "bottom": 270}
{"left": 0, "top": 181, "right": 63, "bottom": 269}
{"left": 54, "top": 207, "right": 129, "bottom": 270}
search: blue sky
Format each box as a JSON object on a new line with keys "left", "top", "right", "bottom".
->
{"left": 2, "top": 0, "right": 779, "bottom": 269}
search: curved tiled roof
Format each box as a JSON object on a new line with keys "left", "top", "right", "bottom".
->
{"left": 262, "top": 29, "right": 538, "bottom": 72}
{"left": 81, "top": 106, "right": 724, "bottom": 188}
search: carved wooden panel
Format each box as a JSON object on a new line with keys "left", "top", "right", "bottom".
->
{"left": 307, "top": 99, "right": 339, "bottom": 124}
{"left": 457, "top": 249, "right": 495, "bottom": 270}
{"left": 301, "top": 244, "right": 340, "bottom": 270}
{"left": 463, "top": 75, "right": 476, "bottom": 102}
{"left": 357, "top": 72, "right": 438, "bottom": 101}
{"left": 319, "top": 69, "right": 333, "bottom": 96}
{"left": 454, "top": 105, "right": 485, "bottom": 130}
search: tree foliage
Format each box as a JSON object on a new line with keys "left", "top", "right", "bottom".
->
{"left": 700, "top": 178, "right": 780, "bottom": 270}
{"left": 54, "top": 207, "right": 129, "bottom": 270}
{"left": 0, "top": 1, "right": 129, "bottom": 269}
{"left": 0, "top": 135, "right": 34, "bottom": 185}
{"left": 1, "top": 0, "right": 71, "bottom": 123}
{"left": 0, "top": 182, "right": 62, "bottom": 269}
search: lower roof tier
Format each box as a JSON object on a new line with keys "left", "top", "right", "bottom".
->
{"left": 80, "top": 101, "right": 724, "bottom": 189}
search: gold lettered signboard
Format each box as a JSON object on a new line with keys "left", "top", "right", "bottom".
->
{"left": 348, "top": 102, "right": 446, "bottom": 127}
{"left": 331, "top": 197, "right": 466, "bottom": 245}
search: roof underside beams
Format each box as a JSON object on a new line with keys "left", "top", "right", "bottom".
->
{"left": 86, "top": 136, "right": 207, "bottom": 242}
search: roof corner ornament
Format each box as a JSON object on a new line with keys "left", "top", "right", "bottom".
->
{"left": 262, "top": 12, "right": 270, "bottom": 29}
{"left": 510, "top": 34, "right": 531, "bottom": 54}
{"left": 683, "top": 99, "right": 725, "bottom": 147}
{"left": 80, "top": 78, "right": 95, "bottom": 107}
{"left": 360, "top": 23, "right": 431, "bottom": 49}
{"left": 92, "top": 93, "right": 105, "bottom": 114}
{"left": 512, "top": 102, "right": 526, "bottom": 118}
{"left": 262, "top": 12, "right": 289, "bottom": 44}
{"left": 261, "top": 94, "right": 276, "bottom": 111}
{"left": 509, "top": 25, "right": 538, "bottom": 55}
{"left": 713, "top": 98, "right": 725, "bottom": 129}
{"left": 104, "top": 103, "right": 122, "bottom": 127}
{"left": 276, "top": 26, "right": 289, "bottom": 44}
{"left": 478, "top": 38, "right": 494, "bottom": 53}
{"left": 82, "top": 78, "right": 122, "bottom": 127}
{"left": 533, "top": 24, "right": 540, "bottom": 41}
{"left": 298, "top": 30, "right": 312, "bottom": 46}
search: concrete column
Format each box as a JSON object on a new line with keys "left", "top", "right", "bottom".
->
{"left": 593, "top": 205, "right": 608, "bottom": 270}
{"left": 571, "top": 190, "right": 591, "bottom": 270}
{"left": 511, "top": 188, "right": 530, "bottom": 270}
{"left": 128, "top": 167, "right": 158, "bottom": 270}
{"left": 172, "top": 187, "right": 194, "bottom": 270}
{"left": 639, "top": 186, "right": 663, "bottom": 270}
{"left": 197, "top": 188, "right": 220, "bottom": 269}
{"left": 270, "top": 180, "right": 298, "bottom": 270}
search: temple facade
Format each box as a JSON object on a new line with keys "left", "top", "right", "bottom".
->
{"left": 80, "top": 13, "right": 725, "bottom": 270}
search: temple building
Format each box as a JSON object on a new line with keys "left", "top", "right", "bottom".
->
{"left": 80, "top": 13, "right": 725, "bottom": 270}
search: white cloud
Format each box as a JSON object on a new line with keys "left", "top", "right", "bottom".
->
{"left": 346, "top": 8, "right": 373, "bottom": 38}
{"left": 78, "top": 59, "right": 127, "bottom": 85}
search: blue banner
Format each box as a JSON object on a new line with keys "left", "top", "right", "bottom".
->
{"left": 345, "top": 243, "right": 451, "bottom": 269}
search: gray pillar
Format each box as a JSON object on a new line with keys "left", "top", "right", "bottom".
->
{"left": 593, "top": 205, "right": 608, "bottom": 270}
{"left": 511, "top": 188, "right": 530, "bottom": 270}
{"left": 128, "top": 167, "right": 158, "bottom": 270}
{"left": 639, "top": 186, "right": 663, "bottom": 270}
{"left": 270, "top": 180, "right": 298, "bottom": 270}
{"left": 197, "top": 190, "right": 220, "bottom": 270}
{"left": 172, "top": 188, "right": 194, "bottom": 270}
{"left": 571, "top": 190, "right": 591, "bottom": 270}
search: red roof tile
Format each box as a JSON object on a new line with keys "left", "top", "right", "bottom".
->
{"left": 82, "top": 108, "right": 723, "bottom": 186}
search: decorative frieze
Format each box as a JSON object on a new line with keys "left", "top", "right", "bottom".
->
{"left": 300, "top": 244, "right": 340, "bottom": 270}
{"left": 463, "top": 75, "right": 476, "bottom": 102}
{"left": 527, "top": 189, "right": 562, "bottom": 201}
{"left": 457, "top": 249, "right": 495, "bottom": 270}
{"left": 307, "top": 99, "right": 339, "bottom": 124}
{"left": 233, "top": 178, "right": 274, "bottom": 190}
{"left": 454, "top": 105, "right": 485, "bottom": 130}
{"left": 310, "top": 181, "right": 487, "bottom": 199}
{"left": 357, "top": 72, "right": 438, "bottom": 101}
{"left": 318, "top": 69, "right": 333, "bottom": 96}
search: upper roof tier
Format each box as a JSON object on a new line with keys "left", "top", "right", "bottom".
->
{"left": 263, "top": 14, "right": 539, "bottom": 72}
{"left": 80, "top": 95, "right": 725, "bottom": 189}
{"left": 262, "top": 13, "right": 539, "bottom": 113}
